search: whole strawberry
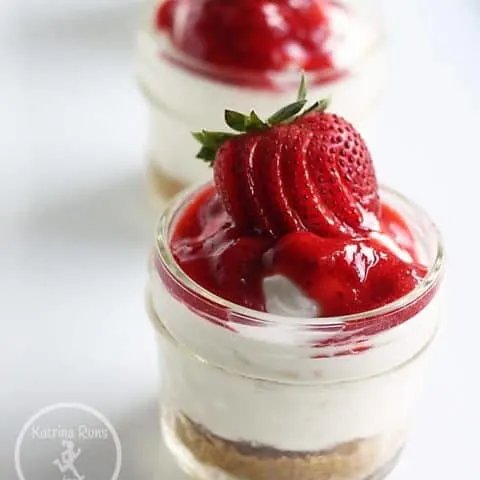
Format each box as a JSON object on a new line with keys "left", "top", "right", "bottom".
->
{"left": 193, "top": 76, "right": 380, "bottom": 238}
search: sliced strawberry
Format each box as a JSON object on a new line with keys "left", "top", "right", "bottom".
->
{"left": 214, "top": 134, "right": 261, "bottom": 232}
{"left": 209, "top": 113, "right": 378, "bottom": 238}
{"left": 244, "top": 134, "right": 279, "bottom": 236}
{"left": 193, "top": 74, "right": 380, "bottom": 239}
{"left": 297, "top": 112, "right": 379, "bottom": 231}
{"left": 285, "top": 125, "right": 353, "bottom": 237}
{"left": 263, "top": 125, "right": 307, "bottom": 234}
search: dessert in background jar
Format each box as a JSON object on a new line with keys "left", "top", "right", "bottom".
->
{"left": 137, "top": 0, "right": 385, "bottom": 203}
{"left": 146, "top": 78, "right": 444, "bottom": 480}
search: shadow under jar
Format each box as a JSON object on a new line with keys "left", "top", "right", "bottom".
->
{"left": 137, "top": 0, "right": 386, "bottom": 204}
{"left": 146, "top": 184, "right": 445, "bottom": 480}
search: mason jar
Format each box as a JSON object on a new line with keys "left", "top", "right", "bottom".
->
{"left": 146, "top": 182, "right": 445, "bottom": 480}
{"left": 136, "top": 0, "right": 386, "bottom": 204}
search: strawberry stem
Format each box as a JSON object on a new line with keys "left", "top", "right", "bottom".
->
{"left": 302, "top": 98, "right": 330, "bottom": 116}
{"left": 297, "top": 73, "right": 307, "bottom": 101}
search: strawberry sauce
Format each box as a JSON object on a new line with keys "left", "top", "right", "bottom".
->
{"left": 156, "top": 0, "right": 344, "bottom": 85}
{"left": 170, "top": 185, "right": 428, "bottom": 319}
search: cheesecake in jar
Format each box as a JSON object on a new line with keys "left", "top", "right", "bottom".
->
{"left": 146, "top": 81, "right": 444, "bottom": 480}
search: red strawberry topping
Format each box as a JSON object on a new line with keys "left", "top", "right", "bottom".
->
{"left": 171, "top": 188, "right": 273, "bottom": 309}
{"left": 156, "top": 0, "right": 175, "bottom": 30}
{"left": 155, "top": 0, "right": 338, "bottom": 74}
{"left": 265, "top": 231, "right": 427, "bottom": 317}
{"left": 170, "top": 186, "right": 428, "bottom": 324}
{"left": 379, "top": 203, "right": 419, "bottom": 261}
{"left": 165, "top": 76, "right": 432, "bottom": 335}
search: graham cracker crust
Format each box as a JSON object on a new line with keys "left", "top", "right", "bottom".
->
{"left": 172, "top": 413, "right": 403, "bottom": 480}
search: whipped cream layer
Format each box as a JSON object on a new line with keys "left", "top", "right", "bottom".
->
{"left": 149, "top": 266, "right": 441, "bottom": 451}
{"left": 136, "top": 6, "right": 385, "bottom": 186}
{"left": 263, "top": 275, "right": 320, "bottom": 317}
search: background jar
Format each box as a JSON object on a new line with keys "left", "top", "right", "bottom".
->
{"left": 136, "top": 0, "right": 386, "bottom": 204}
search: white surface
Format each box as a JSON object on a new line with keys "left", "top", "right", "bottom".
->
{"left": 1, "top": 0, "right": 479, "bottom": 479}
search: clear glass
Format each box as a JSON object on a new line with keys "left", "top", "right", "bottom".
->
{"left": 146, "top": 183, "right": 445, "bottom": 480}
{"left": 136, "top": 0, "right": 386, "bottom": 204}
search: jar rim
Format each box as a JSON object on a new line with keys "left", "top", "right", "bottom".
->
{"left": 154, "top": 182, "right": 445, "bottom": 329}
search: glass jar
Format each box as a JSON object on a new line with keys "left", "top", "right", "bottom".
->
{"left": 146, "top": 183, "right": 445, "bottom": 480}
{"left": 136, "top": 0, "right": 386, "bottom": 204}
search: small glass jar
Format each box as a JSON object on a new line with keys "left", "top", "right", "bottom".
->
{"left": 146, "top": 183, "right": 445, "bottom": 480}
{"left": 136, "top": 0, "right": 386, "bottom": 204}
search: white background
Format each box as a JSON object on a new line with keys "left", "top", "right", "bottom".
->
{"left": 1, "top": 0, "right": 479, "bottom": 479}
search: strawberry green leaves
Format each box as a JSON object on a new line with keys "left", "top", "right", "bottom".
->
{"left": 267, "top": 100, "right": 307, "bottom": 125}
{"left": 193, "top": 131, "right": 236, "bottom": 165}
{"left": 192, "top": 74, "right": 330, "bottom": 165}
{"left": 224, "top": 110, "right": 268, "bottom": 133}
{"left": 224, "top": 110, "right": 248, "bottom": 132}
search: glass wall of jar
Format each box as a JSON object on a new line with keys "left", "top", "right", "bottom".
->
{"left": 146, "top": 183, "right": 444, "bottom": 480}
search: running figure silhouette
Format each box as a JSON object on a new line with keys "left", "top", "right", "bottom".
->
{"left": 52, "top": 440, "right": 85, "bottom": 480}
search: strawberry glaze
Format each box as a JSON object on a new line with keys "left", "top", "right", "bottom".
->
{"left": 155, "top": 0, "right": 345, "bottom": 86}
{"left": 170, "top": 185, "right": 429, "bottom": 323}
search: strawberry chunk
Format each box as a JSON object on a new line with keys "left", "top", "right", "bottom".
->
{"left": 265, "top": 232, "right": 427, "bottom": 317}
